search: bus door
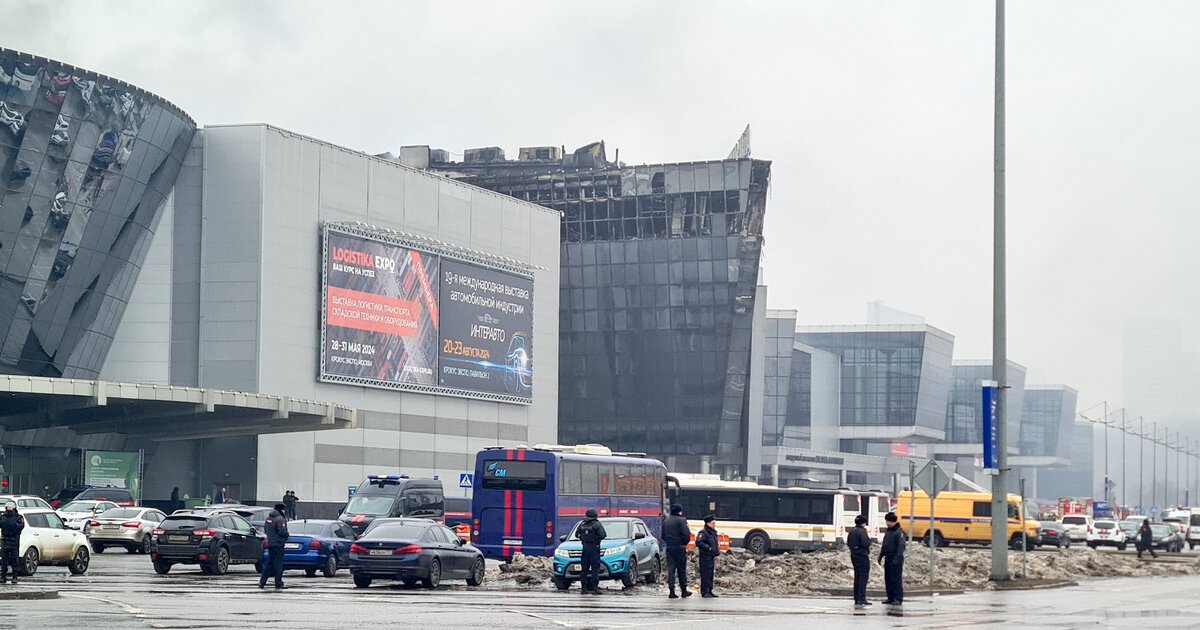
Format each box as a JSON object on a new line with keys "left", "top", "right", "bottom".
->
{"left": 478, "top": 457, "right": 551, "bottom": 558}
{"left": 834, "top": 491, "right": 861, "bottom": 544}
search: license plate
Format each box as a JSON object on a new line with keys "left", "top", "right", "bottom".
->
{"left": 503, "top": 539, "right": 522, "bottom": 546}
{"left": 368, "top": 549, "right": 391, "bottom": 556}
{"left": 102, "top": 525, "right": 118, "bottom": 530}
{"left": 167, "top": 535, "right": 190, "bottom": 543}
{"left": 568, "top": 565, "right": 580, "bottom": 574}
{"left": 284, "top": 543, "right": 301, "bottom": 549}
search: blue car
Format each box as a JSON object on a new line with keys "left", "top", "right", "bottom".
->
{"left": 260, "top": 519, "right": 355, "bottom": 577}
{"left": 552, "top": 517, "right": 661, "bottom": 590}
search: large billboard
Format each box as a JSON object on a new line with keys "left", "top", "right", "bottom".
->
{"left": 320, "top": 226, "right": 533, "bottom": 401}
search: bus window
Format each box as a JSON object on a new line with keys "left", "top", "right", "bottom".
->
{"left": 810, "top": 495, "right": 834, "bottom": 525}
{"left": 779, "top": 496, "right": 809, "bottom": 523}
{"left": 740, "top": 493, "right": 778, "bottom": 522}
{"left": 581, "top": 463, "right": 599, "bottom": 494}
{"left": 614, "top": 464, "right": 632, "bottom": 494}
{"left": 559, "top": 461, "right": 583, "bottom": 494}
{"left": 482, "top": 460, "right": 547, "bottom": 491}
{"left": 842, "top": 494, "right": 860, "bottom": 512}
{"left": 598, "top": 464, "right": 614, "bottom": 494}
{"left": 877, "top": 496, "right": 890, "bottom": 514}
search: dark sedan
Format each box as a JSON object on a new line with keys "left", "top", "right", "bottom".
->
{"left": 1038, "top": 522, "right": 1071, "bottom": 548}
{"left": 150, "top": 512, "right": 265, "bottom": 575}
{"left": 261, "top": 519, "right": 355, "bottom": 577}
{"left": 348, "top": 518, "right": 484, "bottom": 589}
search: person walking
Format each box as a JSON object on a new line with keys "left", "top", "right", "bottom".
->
{"left": 848, "top": 515, "right": 873, "bottom": 606}
{"left": 283, "top": 491, "right": 298, "bottom": 520}
{"left": 576, "top": 508, "right": 607, "bottom": 594}
{"left": 661, "top": 504, "right": 692, "bottom": 599}
{"left": 0, "top": 503, "right": 23, "bottom": 584}
{"left": 1137, "top": 518, "right": 1158, "bottom": 559}
{"left": 879, "top": 511, "right": 906, "bottom": 605}
{"left": 259, "top": 503, "right": 290, "bottom": 589}
{"left": 695, "top": 514, "right": 720, "bottom": 598}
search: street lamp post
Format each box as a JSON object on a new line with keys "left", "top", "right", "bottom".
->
{"left": 989, "top": 0, "right": 1009, "bottom": 582}
{"left": 1140, "top": 417, "right": 1145, "bottom": 512}
{"left": 1151, "top": 422, "right": 1158, "bottom": 512}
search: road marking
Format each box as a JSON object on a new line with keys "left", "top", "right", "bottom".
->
{"left": 508, "top": 610, "right": 578, "bottom": 627}
{"left": 63, "top": 593, "right": 146, "bottom": 616}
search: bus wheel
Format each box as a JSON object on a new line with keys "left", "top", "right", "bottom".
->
{"left": 746, "top": 532, "right": 771, "bottom": 555}
{"left": 552, "top": 575, "right": 572, "bottom": 591}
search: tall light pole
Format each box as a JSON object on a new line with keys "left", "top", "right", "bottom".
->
{"left": 1140, "top": 417, "right": 1145, "bottom": 512}
{"left": 1119, "top": 410, "right": 1127, "bottom": 508}
{"left": 989, "top": 0, "right": 1009, "bottom": 582}
{"left": 1102, "top": 403, "right": 1110, "bottom": 503}
{"left": 1176, "top": 432, "right": 1182, "bottom": 506}
{"left": 1151, "top": 421, "right": 1158, "bottom": 512}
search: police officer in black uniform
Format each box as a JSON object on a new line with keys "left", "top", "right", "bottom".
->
{"left": 661, "top": 504, "right": 692, "bottom": 599}
{"left": 879, "top": 511, "right": 906, "bottom": 605}
{"left": 847, "top": 514, "right": 873, "bottom": 606}
{"left": 0, "top": 502, "right": 24, "bottom": 584}
{"left": 576, "top": 508, "right": 607, "bottom": 594}
{"left": 695, "top": 514, "right": 720, "bottom": 597}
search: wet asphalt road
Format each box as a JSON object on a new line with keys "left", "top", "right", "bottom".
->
{"left": 2, "top": 551, "right": 1199, "bottom": 628}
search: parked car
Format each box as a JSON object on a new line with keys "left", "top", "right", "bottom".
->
{"left": 1164, "top": 523, "right": 1187, "bottom": 553}
{"left": 348, "top": 517, "right": 484, "bottom": 589}
{"left": 1060, "top": 514, "right": 1092, "bottom": 542}
{"left": 0, "top": 495, "right": 52, "bottom": 512}
{"left": 57, "top": 500, "right": 119, "bottom": 529}
{"left": 49, "top": 485, "right": 93, "bottom": 509}
{"left": 150, "top": 512, "right": 264, "bottom": 575}
{"left": 13, "top": 508, "right": 91, "bottom": 576}
{"left": 259, "top": 519, "right": 355, "bottom": 578}
{"left": 226, "top": 506, "right": 273, "bottom": 530}
{"left": 1120, "top": 517, "right": 1147, "bottom": 547}
{"left": 552, "top": 517, "right": 662, "bottom": 590}
{"left": 84, "top": 507, "right": 167, "bottom": 554}
{"left": 74, "top": 487, "right": 135, "bottom": 507}
{"left": 340, "top": 476, "right": 444, "bottom": 537}
{"left": 1086, "top": 519, "right": 1126, "bottom": 550}
{"left": 1149, "top": 524, "right": 1184, "bottom": 553}
{"left": 1038, "top": 521, "right": 1071, "bottom": 548}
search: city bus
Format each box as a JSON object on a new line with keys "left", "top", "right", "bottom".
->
{"left": 471, "top": 444, "right": 668, "bottom": 559}
{"left": 667, "top": 474, "right": 864, "bottom": 554}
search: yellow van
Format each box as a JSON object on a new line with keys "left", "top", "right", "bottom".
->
{"left": 895, "top": 490, "right": 1040, "bottom": 550}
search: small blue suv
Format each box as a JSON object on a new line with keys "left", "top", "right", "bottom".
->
{"left": 552, "top": 517, "right": 661, "bottom": 590}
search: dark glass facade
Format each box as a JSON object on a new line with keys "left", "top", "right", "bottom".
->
{"left": 943, "top": 361, "right": 1026, "bottom": 446}
{"left": 0, "top": 49, "right": 195, "bottom": 377}
{"left": 432, "top": 145, "right": 770, "bottom": 472}
{"left": 1018, "top": 386, "right": 1077, "bottom": 459}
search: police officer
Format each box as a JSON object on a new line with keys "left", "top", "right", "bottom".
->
{"left": 661, "top": 504, "right": 692, "bottom": 599}
{"left": 576, "top": 508, "right": 607, "bottom": 594}
{"left": 695, "top": 515, "right": 720, "bottom": 597}
{"left": 0, "top": 503, "right": 24, "bottom": 584}
{"left": 848, "top": 514, "right": 873, "bottom": 606}
{"left": 879, "top": 512, "right": 906, "bottom": 605}
{"left": 258, "top": 503, "right": 290, "bottom": 589}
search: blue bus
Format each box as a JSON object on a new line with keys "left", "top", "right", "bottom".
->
{"left": 471, "top": 445, "right": 668, "bottom": 559}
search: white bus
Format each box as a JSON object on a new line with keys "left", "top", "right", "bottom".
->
{"left": 667, "top": 474, "right": 869, "bottom": 554}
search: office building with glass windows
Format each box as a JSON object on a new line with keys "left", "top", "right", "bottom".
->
{"left": 423, "top": 141, "right": 771, "bottom": 476}
{"left": 1012, "top": 385, "right": 1078, "bottom": 498}
{"left": 935, "top": 359, "right": 1027, "bottom": 487}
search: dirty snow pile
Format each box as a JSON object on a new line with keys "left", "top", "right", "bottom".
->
{"left": 486, "top": 547, "right": 1200, "bottom": 596}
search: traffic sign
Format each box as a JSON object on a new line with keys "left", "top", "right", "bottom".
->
{"left": 913, "top": 459, "right": 950, "bottom": 498}
{"left": 458, "top": 473, "right": 474, "bottom": 489}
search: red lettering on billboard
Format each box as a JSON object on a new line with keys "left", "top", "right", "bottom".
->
{"left": 331, "top": 247, "right": 375, "bottom": 268}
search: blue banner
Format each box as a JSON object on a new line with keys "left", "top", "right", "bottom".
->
{"left": 981, "top": 381, "right": 1000, "bottom": 469}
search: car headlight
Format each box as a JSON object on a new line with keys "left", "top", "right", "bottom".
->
{"left": 601, "top": 545, "right": 628, "bottom": 557}
{"left": 554, "top": 548, "right": 569, "bottom": 558}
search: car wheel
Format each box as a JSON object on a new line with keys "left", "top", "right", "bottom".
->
{"left": 153, "top": 559, "right": 172, "bottom": 575}
{"left": 20, "top": 547, "right": 38, "bottom": 577}
{"left": 92, "top": 544, "right": 105, "bottom": 554}
{"left": 466, "top": 557, "right": 485, "bottom": 586}
{"left": 643, "top": 555, "right": 660, "bottom": 584}
{"left": 208, "top": 546, "right": 229, "bottom": 575}
{"left": 552, "top": 575, "right": 572, "bottom": 591}
{"left": 745, "top": 532, "right": 771, "bottom": 555}
{"left": 305, "top": 568, "right": 318, "bottom": 577}
{"left": 68, "top": 546, "right": 90, "bottom": 575}
{"left": 322, "top": 554, "right": 338, "bottom": 578}
{"left": 1119, "top": 543, "right": 1127, "bottom": 551}
{"left": 620, "top": 557, "right": 637, "bottom": 588}
{"left": 422, "top": 558, "right": 441, "bottom": 588}
{"left": 140, "top": 536, "right": 152, "bottom": 555}
{"left": 353, "top": 573, "right": 372, "bottom": 588}
{"left": 1009, "top": 535, "right": 1026, "bottom": 551}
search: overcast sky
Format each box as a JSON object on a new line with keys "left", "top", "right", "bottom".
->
{"left": 6, "top": 0, "right": 1199, "bottom": 431}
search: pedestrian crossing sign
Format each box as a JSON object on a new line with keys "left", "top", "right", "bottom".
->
{"left": 459, "top": 473, "right": 474, "bottom": 488}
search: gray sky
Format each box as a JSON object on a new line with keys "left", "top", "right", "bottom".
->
{"left": 7, "top": 0, "right": 1199, "bottom": 425}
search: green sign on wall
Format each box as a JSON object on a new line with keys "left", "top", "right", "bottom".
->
{"left": 83, "top": 450, "right": 141, "bottom": 500}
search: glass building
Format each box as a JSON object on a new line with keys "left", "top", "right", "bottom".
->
{"left": 1038, "top": 419, "right": 1095, "bottom": 499}
{"left": 793, "top": 324, "right": 954, "bottom": 456}
{"left": 0, "top": 49, "right": 195, "bottom": 378}
{"left": 934, "top": 360, "right": 1026, "bottom": 488}
{"left": 427, "top": 142, "right": 771, "bottom": 474}
{"left": 1012, "top": 385, "right": 1078, "bottom": 499}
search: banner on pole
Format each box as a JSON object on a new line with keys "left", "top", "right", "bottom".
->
{"left": 981, "top": 380, "right": 1000, "bottom": 472}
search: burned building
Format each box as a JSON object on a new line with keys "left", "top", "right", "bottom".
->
{"left": 420, "top": 134, "right": 771, "bottom": 475}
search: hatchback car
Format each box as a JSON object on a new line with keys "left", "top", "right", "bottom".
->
{"left": 552, "top": 517, "right": 662, "bottom": 590}
{"left": 150, "top": 512, "right": 264, "bottom": 575}
{"left": 57, "top": 500, "right": 119, "bottom": 530}
{"left": 13, "top": 508, "right": 91, "bottom": 576}
{"left": 84, "top": 507, "right": 167, "bottom": 554}
{"left": 260, "top": 519, "right": 355, "bottom": 578}
{"left": 1087, "top": 519, "right": 1127, "bottom": 550}
{"left": 74, "top": 487, "right": 135, "bottom": 507}
{"left": 348, "top": 518, "right": 484, "bottom": 589}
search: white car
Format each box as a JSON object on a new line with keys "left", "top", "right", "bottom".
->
{"left": 57, "top": 500, "right": 119, "bottom": 530}
{"left": 1086, "top": 519, "right": 1127, "bottom": 550}
{"left": 12, "top": 508, "right": 91, "bottom": 576}
{"left": 0, "top": 495, "right": 53, "bottom": 512}
{"left": 1061, "top": 514, "right": 1093, "bottom": 542}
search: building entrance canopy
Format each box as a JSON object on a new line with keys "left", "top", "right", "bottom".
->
{"left": 0, "top": 376, "right": 355, "bottom": 441}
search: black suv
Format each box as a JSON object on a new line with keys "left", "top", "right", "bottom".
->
{"left": 150, "top": 511, "right": 265, "bottom": 575}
